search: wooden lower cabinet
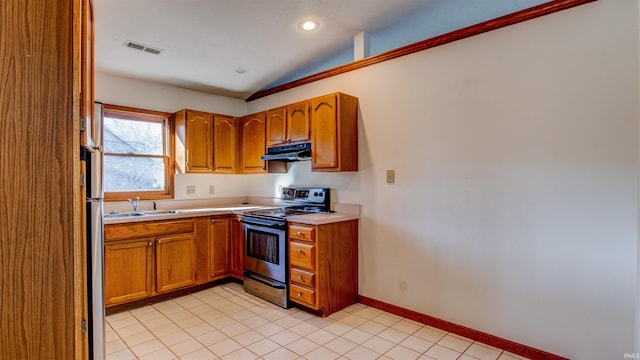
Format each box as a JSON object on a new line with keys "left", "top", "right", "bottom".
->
{"left": 288, "top": 220, "right": 358, "bottom": 316}
{"left": 104, "top": 219, "right": 195, "bottom": 307}
{"left": 209, "top": 217, "right": 230, "bottom": 279}
{"left": 156, "top": 233, "right": 196, "bottom": 293}
{"left": 104, "top": 238, "right": 154, "bottom": 305}
{"left": 229, "top": 215, "right": 244, "bottom": 278}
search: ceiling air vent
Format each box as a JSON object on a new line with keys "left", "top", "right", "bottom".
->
{"left": 123, "top": 40, "right": 163, "bottom": 55}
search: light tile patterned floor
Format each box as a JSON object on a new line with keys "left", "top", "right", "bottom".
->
{"left": 105, "top": 282, "right": 529, "bottom": 360}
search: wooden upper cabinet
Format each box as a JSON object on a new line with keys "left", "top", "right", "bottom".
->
{"left": 266, "top": 107, "right": 286, "bottom": 147}
{"left": 239, "top": 112, "right": 267, "bottom": 173}
{"left": 311, "top": 93, "right": 358, "bottom": 172}
{"left": 175, "top": 109, "right": 214, "bottom": 173}
{"left": 80, "top": 0, "right": 95, "bottom": 151}
{"left": 287, "top": 101, "right": 311, "bottom": 144}
{"left": 265, "top": 102, "right": 311, "bottom": 147}
{"left": 213, "top": 115, "right": 238, "bottom": 173}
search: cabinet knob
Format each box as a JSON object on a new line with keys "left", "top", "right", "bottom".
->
{"left": 211, "top": 219, "right": 215, "bottom": 224}
{"left": 297, "top": 292, "right": 302, "bottom": 297}
{"left": 331, "top": 163, "right": 336, "bottom": 167}
{"left": 297, "top": 275, "right": 302, "bottom": 280}
{"left": 157, "top": 239, "right": 162, "bottom": 244}
{"left": 296, "top": 231, "right": 302, "bottom": 236}
{"left": 148, "top": 242, "right": 152, "bottom": 246}
{"left": 296, "top": 249, "right": 302, "bottom": 254}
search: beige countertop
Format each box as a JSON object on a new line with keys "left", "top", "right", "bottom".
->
{"left": 286, "top": 212, "right": 360, "bottom": 225}
{"left": 103, "top": 205, "right": 267, "bottom": 225}
{"left": 103, "top": 204, "right": 360, "bottom": 225}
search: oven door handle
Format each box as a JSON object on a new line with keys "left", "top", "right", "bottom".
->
{"left": 242, "top": 218, "right": 287, "bottom": 229}
{"left": 244, "top": 272, "right": 286, "bottom": 290}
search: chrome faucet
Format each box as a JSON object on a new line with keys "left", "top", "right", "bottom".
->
{"left": 128, "top": 196, "right": 140, "bottom": 212}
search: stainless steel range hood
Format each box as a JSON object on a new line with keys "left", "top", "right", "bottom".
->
{"left": 261, "top": 142, "right": 311, "bottom": 162}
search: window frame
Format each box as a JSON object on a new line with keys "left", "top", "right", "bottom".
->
{"left": 103, "top": 104, "right": 175, "bottom": 201}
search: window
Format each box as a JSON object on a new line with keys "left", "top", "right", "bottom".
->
{"left": 103, "top": 104, "right": 174, "bottom": 200}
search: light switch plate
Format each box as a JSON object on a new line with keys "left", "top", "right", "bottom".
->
{"left": 209, "top": 185, "right": 215, "bottom": 195}
{"left": 386, "top": 170, "right": 395, "bottom": 184}
{"left": 186, "top": 185, "right": 196, "bottom": 195}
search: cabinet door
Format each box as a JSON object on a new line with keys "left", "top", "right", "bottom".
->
{"left": 80, "top": 0, "right": 94, "bottom": 150}
{"left": 210, "top": 217, "right": 230, "bottom": 278}
{"left": 266, "top": 107, "right": 286, "bottom": 147}
{"left": 239, "top": 112, "right": 266, "bottom": 173}
{"left": 287, "top": 101, "right": 311, "bottom": 143}
{"left": 213, "top": 115, "right": 237, "bottom": 173}
{"left": 311, "top": 94, "right": 339, "bottom": 169}
{"left": 185, "top": 110, "right": 214, "bottom": 173}
{"left": 156, "top": 233, "right": 196, "bottom": 293}
{"left": 229, "top": 215, "right": 244, "bottom": 278}
{"left": 104, "top": 238, "right": 154, "bottom": 306}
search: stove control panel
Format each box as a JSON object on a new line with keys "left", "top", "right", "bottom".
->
{"left": 282, "top": 187, "right": 329, "bottom": 205}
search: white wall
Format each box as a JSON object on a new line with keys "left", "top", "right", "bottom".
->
{"left": 95, "top": 72, "right": 252, "bottom": 199}
{"left": 246, "top": 1, "right": 638, "bottom": 358}
{"left": 95, "top": 72, "right": 247, "bottom": 115}
{"left": 96, "top": 1, "right": 638, "bottom": 357}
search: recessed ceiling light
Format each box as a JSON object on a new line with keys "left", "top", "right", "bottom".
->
{"left": 235, "top": 67, "right": 246, "bottom": 74}
{"left": 299, "top": 19, "right": 319, "bottom": 31}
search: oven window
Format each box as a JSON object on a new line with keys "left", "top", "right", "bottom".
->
{"left": 247, "top": 228, "right": 279, "bottom": 264}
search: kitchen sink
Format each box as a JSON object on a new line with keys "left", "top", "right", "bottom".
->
{"left": 142, "top": 210, "right": 180, "bottom": 215}
{"left": 104, "top": 212, "right": 146, "bottom": 219}
{"left": 104, "top": 209, "right": 182, "bottom": 219}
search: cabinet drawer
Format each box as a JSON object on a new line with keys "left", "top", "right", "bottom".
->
{"left": 105, "top": 219, "right": 194, "bottom": 242}
{"left": 290, "top": 241, "right": 315, "bottom": 270}
{"left": 290, "top": 268, "right": 315, "bottom": 287}
{"left": 290, "top": 284, "right": 316, "bottom": 307}
{"left": 289, "top": 225, "right": 315, "bottom": 242}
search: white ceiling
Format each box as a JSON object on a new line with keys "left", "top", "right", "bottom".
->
{"left": 93, "top": 0, "right": 435, "bottom": 99}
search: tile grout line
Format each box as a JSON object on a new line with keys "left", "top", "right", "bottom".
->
{"left": 107, "top": 283, "right": 521, "bottom": 360}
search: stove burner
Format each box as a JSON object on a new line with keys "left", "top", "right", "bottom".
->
{"left": 242, "top": 187, "right": 331, "bottom": 221}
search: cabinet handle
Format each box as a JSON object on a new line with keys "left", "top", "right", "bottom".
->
{"left": 297, "top": 275, "right": 302, "bottom": 280}
{"left": 296, "top": 249, "right": 302, "bottom": 254}
{"left": 297, "top": 292, "right": 302, "bottom": 297}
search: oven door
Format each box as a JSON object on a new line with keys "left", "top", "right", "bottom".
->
{"left": 243, "top": 221, "right": 287, "bottom": 284}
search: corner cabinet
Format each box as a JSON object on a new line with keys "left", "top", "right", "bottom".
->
{"left": 288, "top": 220, "right": 359, "bottom": 316}
{"left": 311, "top": 93, "right": 359, "bottom": 172}
{"left": 104, "top": 219, "right": 196, "bottom": 306}
{"left": 175, "top": 109, "right": 214, "bottom": 173}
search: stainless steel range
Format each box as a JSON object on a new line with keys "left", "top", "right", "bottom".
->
{"left": 242, "top": 186, "right": 330, "bottom": 308}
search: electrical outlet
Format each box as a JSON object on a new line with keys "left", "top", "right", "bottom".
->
{"left": 277, "top": 185, "right": 283, "bottom": 196}
{"left": 209, "top": 185, "right": 215, "bottom": 195}
{"left": 186, "top": 185, "right": 196, "bottom": 195}
{"left": 386, "top": 170, "right": 395, "bottom": 184}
